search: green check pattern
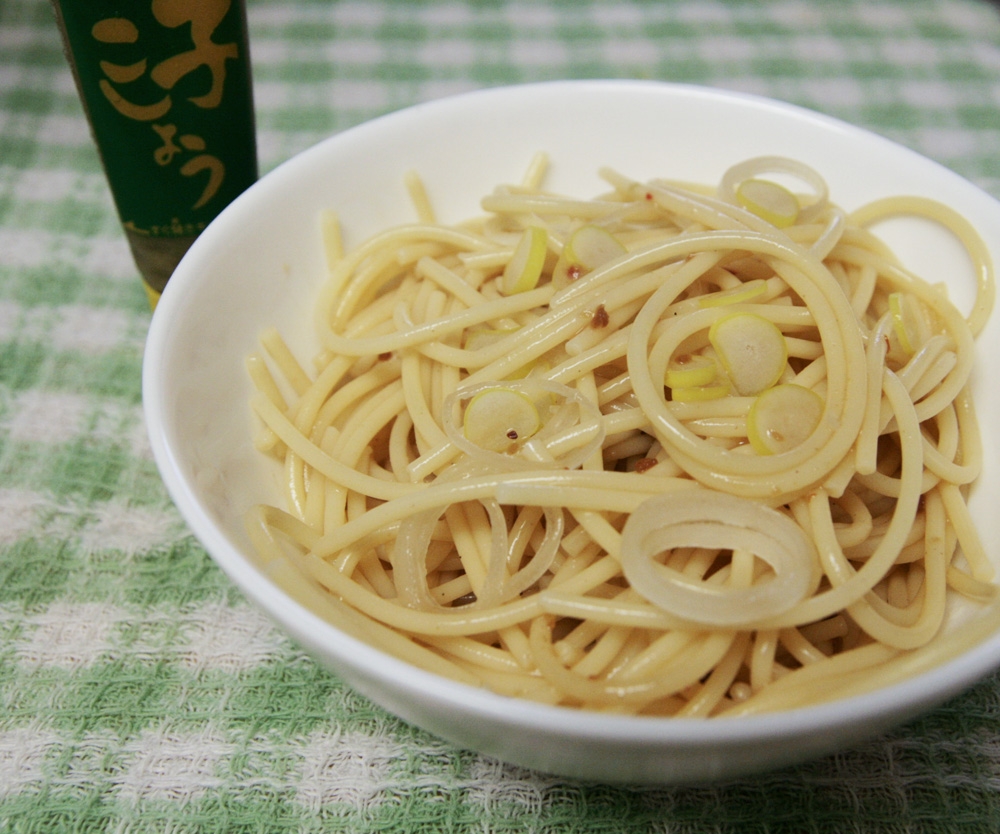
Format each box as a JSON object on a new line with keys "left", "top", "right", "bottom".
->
{"left": 3, "top": 0, "right": 1000, "bottom": 831}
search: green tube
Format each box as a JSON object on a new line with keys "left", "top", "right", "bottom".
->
{"left": 50, "top": 0, "right": 258, "bottom": 308}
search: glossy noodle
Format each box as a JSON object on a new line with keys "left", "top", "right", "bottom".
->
{"left": 246, "top": 155, "right": 997, "bottom": 716}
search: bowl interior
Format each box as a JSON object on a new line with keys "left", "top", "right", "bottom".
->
{"left": 143, "top": 80, "right": 1000, "bottom": 783}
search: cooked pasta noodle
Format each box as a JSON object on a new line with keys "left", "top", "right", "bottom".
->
{"left": 247, "top": 154, "right": 997, "bottom": 716}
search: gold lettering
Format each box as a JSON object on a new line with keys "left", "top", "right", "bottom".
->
{"left": 179, "top": 134, "right": 206, "bottom": 151}
{"left": 99, "top": 59, "right": 147, "bottom": 85}
{"left": 152, "top": 123, "right": 182, "bottom": 165}
{"left": 180, "top": 154, "right": 225, "bottom": 208}
{"left": 92, "top": 18, "right": 139, "bottom": 44}
{"left": 150, "top": 0, "right": 238, "bottom": 109}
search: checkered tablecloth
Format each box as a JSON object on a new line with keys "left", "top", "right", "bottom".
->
{"left": 3, "top": 0, "right": 1000, "bottom": 831}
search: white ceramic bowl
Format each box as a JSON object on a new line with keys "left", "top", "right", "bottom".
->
{"left": 143, "top": 80, "right": 1000, "bottom": 784}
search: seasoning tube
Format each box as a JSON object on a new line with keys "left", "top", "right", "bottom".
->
{"left": 51, "top": 0, "right": 258, "bottom": 309}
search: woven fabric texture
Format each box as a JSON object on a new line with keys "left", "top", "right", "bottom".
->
{"left": 3, "top": 0, "right": 1000, "bottom": 831}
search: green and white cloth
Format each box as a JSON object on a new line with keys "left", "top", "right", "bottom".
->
{"left": 3, "top": 0, "right": 1000, "bottom": 831}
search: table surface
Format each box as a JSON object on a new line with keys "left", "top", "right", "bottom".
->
{"left": 4, "top": 0, "right": 1000, "bottom": 831}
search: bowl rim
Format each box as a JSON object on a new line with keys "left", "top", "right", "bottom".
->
{"left": 143, "top": 78, "right": 1000, "bottom": 752}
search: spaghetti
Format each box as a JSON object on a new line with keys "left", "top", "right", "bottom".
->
{"left": 246, "top": 155, "right": 996, "bottom": 716}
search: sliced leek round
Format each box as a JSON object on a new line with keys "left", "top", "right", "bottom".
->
{"left": 747, "top": 383, "right": 824, "bottom": 455}
{"left": 552, "top": 225, "right": 626, "bottom": 288}
{"left": 502, "top": 226, "right": 548, "bottom": 294}
{"left": 665, "top": 353, "right": 718, "bottom": 389}
{"left": 670, "top": 382, "right": 730, "bottom": 403}
{"left": 735, "top": 178, "right": 800, "bottom": 228}
{"left": 709, "top": 312, "right": 788, "bottom": 396}
{"left": 463, "top": 387, "right": 541, "bottom": 452}
{"left": 698, "top": 278, "right": 768, "bottom": 308}
{"left": 565, "top": 225, "right": 626, "bottom": 269}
